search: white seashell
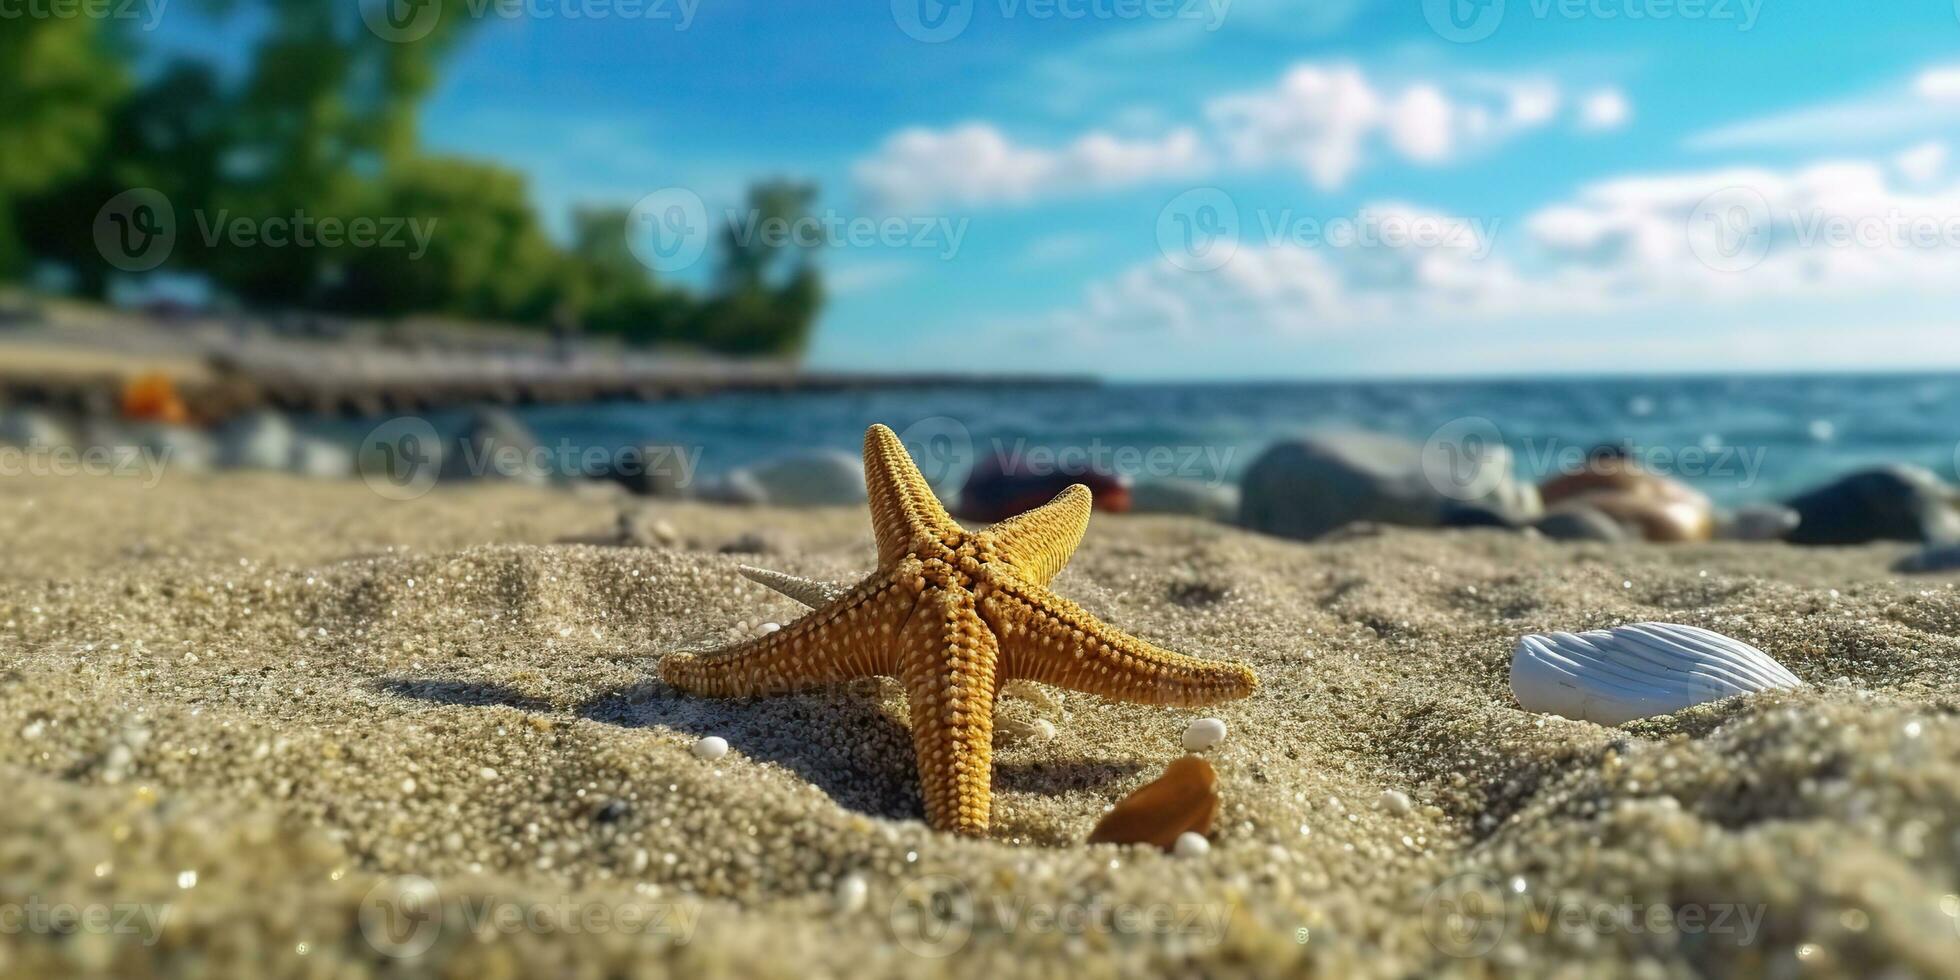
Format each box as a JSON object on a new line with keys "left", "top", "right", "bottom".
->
{"left": 833, "top": 873, "right": 868, "bottom": 914}
{"left": 1511, "top": 623, "right": 1802, "bottom": 726}
{"left": 1379, "top": 790, "right": 1412, "bottom": 816}
{"left": 1182, "top": 717, "right": 1227, "bottom": 752}
{"left": 1172, "top": 832, "right": 1211, "bottom": 858}
{"left": 691, "top": 736, "right": 730, "bottom": 760}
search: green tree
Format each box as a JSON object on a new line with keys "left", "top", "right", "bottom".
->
{"left": 563, "top": 206, "right": 691, "bottom": 344}
{"left": 7, "top": 1, "right": 830, "bottom": 358}
{"left": 692, "top": 180, "right": 825, "bottom": 356}
{"left": 326, "top": 156, "right": 563, "bottom": 323}
{"left": 192, "top": 0, "right": 473, "bottom": 306}
{"left": 16, "top": 64, "right": 228, "bottom": 296}
{"left": 0, "top": 19, "right": 126, "bottom": 276}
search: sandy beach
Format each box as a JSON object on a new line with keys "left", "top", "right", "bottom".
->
{"left": 1, "top": 470, "right": 1958, "bottom": 977}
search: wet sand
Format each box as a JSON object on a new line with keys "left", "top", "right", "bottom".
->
{"left": 1, "top": 471, "right": 1957, "bottom": 977}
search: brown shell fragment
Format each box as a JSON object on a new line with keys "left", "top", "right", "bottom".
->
{"left": 1086, "top": 756, "right": 1219, "bottom": 850}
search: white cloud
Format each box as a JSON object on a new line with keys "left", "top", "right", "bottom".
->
{"left": 1506, "top": 82, "right": 1562, "bottom": 127}
{"left": 1202, "top": 65, "right": 1572, "bottom": 188}
{"left": 853, "top": 123, "right": 1209, "bottom": 212}
{"left": 825, "top": 259, "right": 917, "bottom": 296}
{"left": 1048, "top": 202, "right": 1520, "bottom": 338}
{"left": 1914, "top": 65, "right": 1960, "bottom": 102}
{"left": 1015, "top": 232, "right": 1103, "bottom": 266}
{"left": 1578, "top": 88, "right": 1631, "bottom": 131}
{"left": 1205, "top": 63, "right": 1387, "bottom": 188}
{"left": 1896, "top": 141, "right": 1948, "bottom": 183}
{"left": 1039, "top": 155, "right": 1960, "bottom": 339}
{"left": 856, "top": 62, "right": 1605, "bottom": 210}
{"left": 1688, "top": 62, "right": 1960, "bottom": 151}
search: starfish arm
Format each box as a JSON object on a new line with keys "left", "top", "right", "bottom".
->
{"left": 983, "top": 484, "right": 1090, "bottom": 586}
{"left": 863, "top": 424, "right": 965, "bottom": 565}
{"left": 898, "top": 585, "right": 999, "bottom": 836}
{"left": 737, "top": 564, "right": 848, "bottom": 609}
{"left": 660, "top": 570, "right": 913, "bottom": 697}
{"left": 980, "top": 578, "right": 1257, "bottom": 707}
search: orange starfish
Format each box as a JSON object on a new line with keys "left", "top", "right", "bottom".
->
{"left": 661, "top": 424, "right": 1258, "bottom": 836}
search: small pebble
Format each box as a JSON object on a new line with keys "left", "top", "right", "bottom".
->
{"left": 691, "top": 736, "right": 729, "bottom": 761}
{"left": 1031, "top": 719, "right": 1056, "bottom": 741}
{"left": 1173, "top": 832, "right": 1211, "bottom": 858}
{"left": 1380, "top": 790, "right": 1412, "bottom": 816}
{"left": 1182, "top": 717, "right": 1227, "bottom": 752}
{"left": 759, "top": 622, "right": 781, "bottom": 635}
{"left": 833, "top": 873, "right": 868, "bottom": 913}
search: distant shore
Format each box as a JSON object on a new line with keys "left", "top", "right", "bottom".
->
{"left": 0, "top": 297, "right": 1095, "bottom": 422}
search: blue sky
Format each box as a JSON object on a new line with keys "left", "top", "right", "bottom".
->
{"left": 183, "top": 2, "right": 1960, "bottom": 377}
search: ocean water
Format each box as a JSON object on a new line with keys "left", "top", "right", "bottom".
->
{"left": 506, "top": 374, "right": 1960, "bottom": 508}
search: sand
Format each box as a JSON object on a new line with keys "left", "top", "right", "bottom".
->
{"left": 2, "top": 470, "right": 1959, "bottom": 978}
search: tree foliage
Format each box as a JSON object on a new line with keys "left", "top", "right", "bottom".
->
{"left": 0, "top": 19, "right": 126, "bottom": 274}
{"left": 4, "top": 1, "right": 825, "bottom": 357}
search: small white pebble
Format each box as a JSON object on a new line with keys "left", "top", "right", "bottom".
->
{"left": 1380, "top": 789, "right": 1413, "bottom": 815}
{"left": 1031, "top": 719, "right": 1056, "bottom": 741}
{"left": 1182, "top": 717, "right": 1227, "bottom": 752}
{"left": 692, "top": 736, "right": 729, "bottom": 761}
{"left": 834, "top": 873, "right": 868, "bottom": 913}
{"left": 758, "top": 622, "right": 781, "bottom": 635}
{"left": 1172, "top": 832, "right": 1210, "bottom": 858}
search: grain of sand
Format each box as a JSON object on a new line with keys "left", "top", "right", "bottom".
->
{"left": 2, "top": 471, "right": 1959, "bottom": 977}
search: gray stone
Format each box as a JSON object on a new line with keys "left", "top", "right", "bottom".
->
{"left": 696, "top": 469, "right": 769, "bottom": 506}
{"left": 79, "top": 421, "right": 145, "bottom": 472}
{"left": 1440, "top": 501, "right": 1519, "bottom": 529}
{"left": 442, "top": 409, "right": 549, "bottom": 485}
{"left": 603, "top": 443, "right": 695, "bottom": 497}
{"left": 1783, "top": 465, "right": 1960, "bottom": 545}
{"left": 718, "top": 531, "right": 783, "bottom": 555}
{"left": 1715, "top": 503, "right": 1801, "bottom": 542}
{"left": 290, "top": 437, "right": 354, "bottom": 479}
{"left": 1130, "top": 478, "right": 1238, "bottom": 520}
{"left": 129, "top": 424, "right": 215, "bottom": 473}
{"left": 1895, "top": 544, "right": 1960, "bottom": 573}
{"left": 218, "top": 411, "right": 297, "bottom": 470}
{"left": 0, "top": 408, "right": 75, "bottom": 449}
{"left": 1532, "top": 506, "right": 1628, "bottom": 542}
{"left": 724, "top": 450, "right": 865, "bottom": 507}
{"left": 1237, "top": 430, "right": 1538, "bottom": 541}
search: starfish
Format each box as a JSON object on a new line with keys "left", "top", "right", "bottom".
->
{"left": 660, "top": 424, "right": 1258, "bottom": 836}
